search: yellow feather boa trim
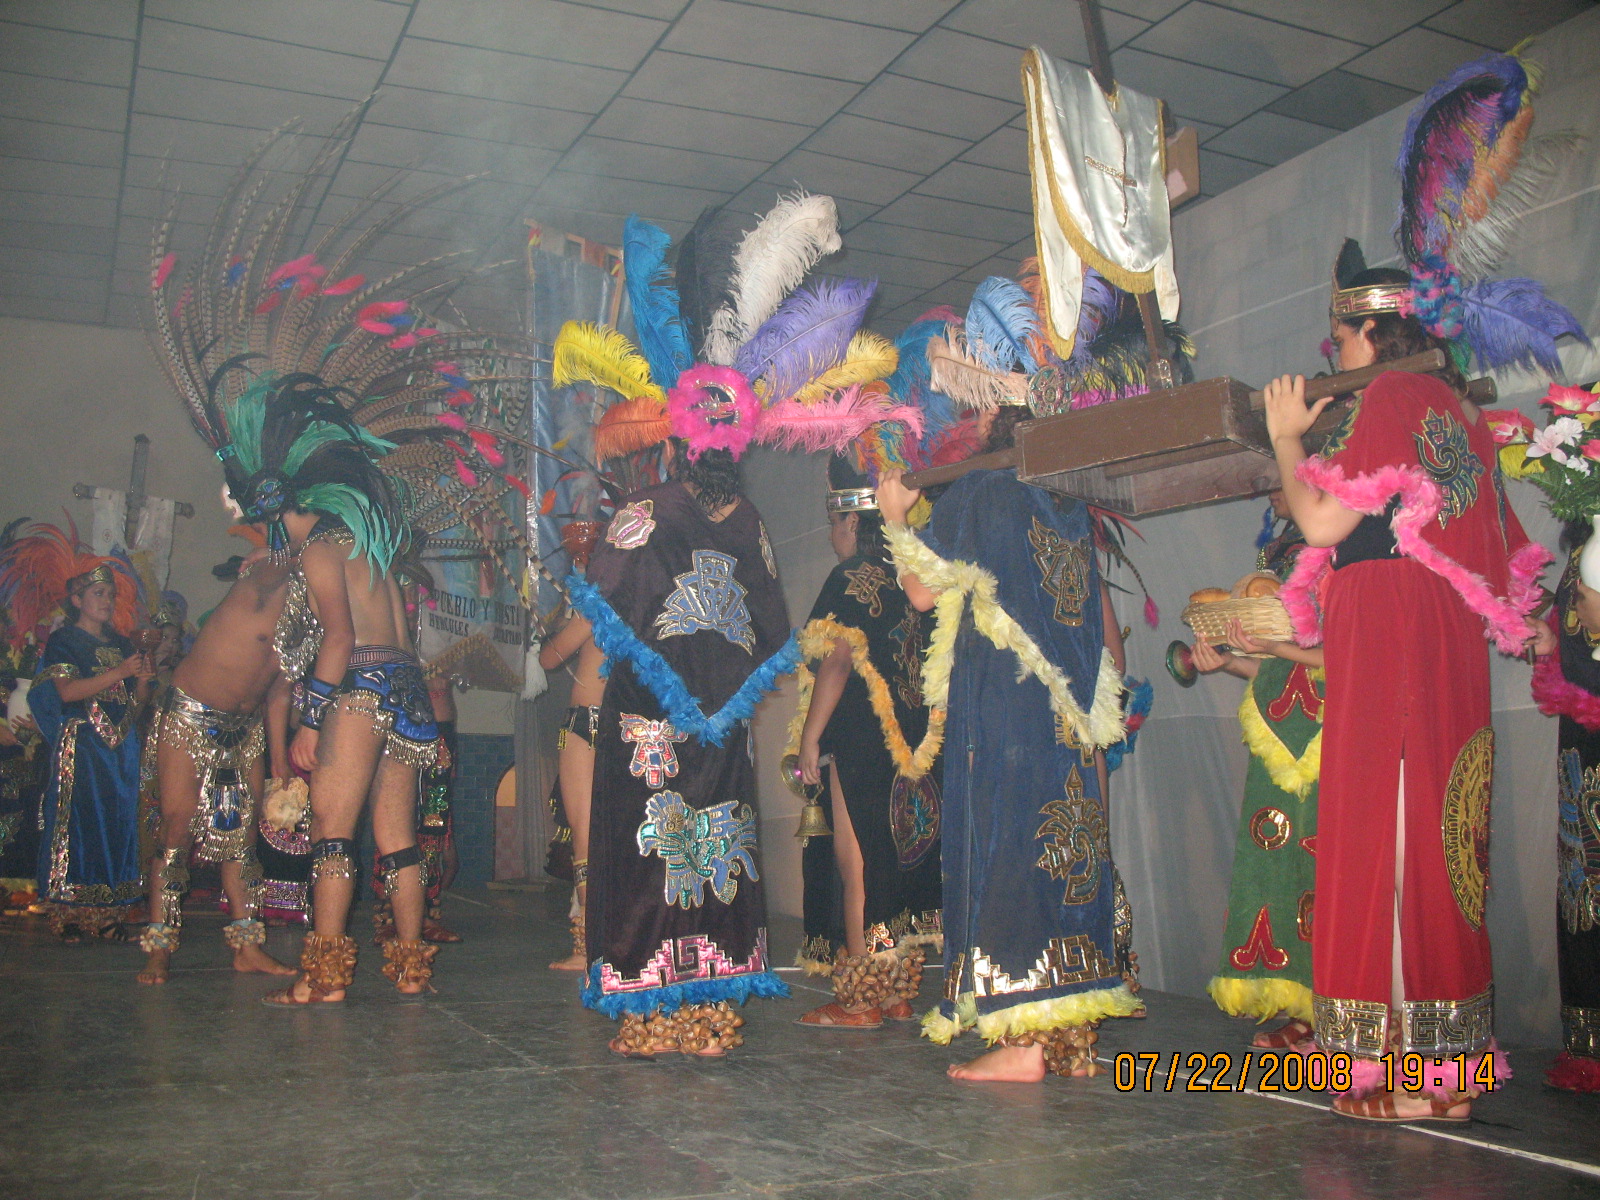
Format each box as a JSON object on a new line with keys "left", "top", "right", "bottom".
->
{"left": 884, "top": 522, "right": 1126, "bottom": 750}
{"left": 1237, "top": 679, "right": 1322, "bottom": 799}
{"left": 785, "top": 617, "right": 946, "bottom": 780}
{"left": 1206, "top": 975, "right": 1314, "bottom": 1023}
{"left": 922, "top": 983, "right": 1143, "bottom": 1044}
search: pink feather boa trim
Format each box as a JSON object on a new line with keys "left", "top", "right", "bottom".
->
{"left": 1530, "top": 622, "right": 1600, "bottom": 729}
{"left": 667, "top": 364, "right": 760, "bottom": 461}
{"left": 1279, "top": 457, "right": 1550, "bottom": 654}
{"left": 1292, "top": 1038, "right": 1511, "bottom": 1098}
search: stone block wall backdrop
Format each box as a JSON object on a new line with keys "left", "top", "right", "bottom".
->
{"left": 452, "top": 733, "right": 514, "bottom": 887}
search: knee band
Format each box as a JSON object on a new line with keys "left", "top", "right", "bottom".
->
{"left": 377, "top": 845, "right": 423, "bottom": 897}
{"left": 310, "top": 838, "right": 357, "bottom": 883}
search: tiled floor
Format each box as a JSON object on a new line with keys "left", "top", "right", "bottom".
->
{"left": 3, "top": 888, "right": 1597, "bottom": 1200}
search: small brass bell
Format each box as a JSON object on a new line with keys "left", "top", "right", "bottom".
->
{"left": 779, "top": 752, "right": 833, "bottom": 845}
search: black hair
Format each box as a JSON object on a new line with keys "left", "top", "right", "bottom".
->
{"left": 1338, "top": 268, "right": 1466, "bottom": 396}
{"left": 981, "top": 406, "right": 1031, "bottom": 454}
{"left": 672, "top": 442, "right": 743, "bottom": 514}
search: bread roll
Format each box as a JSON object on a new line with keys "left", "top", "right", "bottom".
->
{"left": 1188, "top": 587, "right": 1231, "bottom": 604}
{"left": 1231, "top": 572, "right": 1281, "bottom": 599}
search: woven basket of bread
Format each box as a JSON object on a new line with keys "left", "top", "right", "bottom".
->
{"left": 1180, "top": 573, "right": 1293, "bottom": 657}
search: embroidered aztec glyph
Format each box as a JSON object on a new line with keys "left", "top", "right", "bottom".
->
{"left": 654, "top": 550, "right": 755, "bottom": 652}
{"left": 1034, "top": 764, "right": 1108, "bottom": 904}
{"left": 636, "top": 790, "right": 761, "bottom": 909}
{"left": 607, "top": 500, "right": 657, "bottom": 550}
{"left": 1028, "top": 517, "right": 1091, "bottom": 627}
{"left": 1414, "top": 410, "right": 1482, "bottom": 528}
{"left": 842, "top": 560, "right": 892, "bottom": 619}
{"left": 619, "top": 714, "right": 689, "bottom": 788}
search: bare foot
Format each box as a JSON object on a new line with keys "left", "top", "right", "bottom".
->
{"left": 549, "top": 950, "right": 586, "bottom": 971}
{"left": 233, "top": 944, "right": 296, "bottom": 976}
{"left": 137, "top": 949, "right": 171, "bottom": 985}
{"left": 948, "top": 1043, "right": 1048, "bottom": 1082}
{"left": 262, "top": 975, "right": 345, "bottom": 1005}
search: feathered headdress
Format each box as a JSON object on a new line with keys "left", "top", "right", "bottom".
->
{"left": 554, "top": 195, "right": 884, "bottom": 462}
{"left": 1336, "top": 50, "right": 1588, "bottom": 377}
{"left": 148, "top": 114, "right": 550, "bottom": 591}
{"left": 0, "top": 517, "right": 139, "bottom": 646}
{"left": 926, "top": 263, "right": 1194, "bottom": 418}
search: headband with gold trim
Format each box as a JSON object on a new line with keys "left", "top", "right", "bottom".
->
{"left": 1331, "top": 283, "right": 1409, "bottom": 320}
{"left": 826, "top": 488, "right": 878, "bottom": 514}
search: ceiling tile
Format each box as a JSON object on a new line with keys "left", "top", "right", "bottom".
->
{"left": 956, "top": 251, "right": 1025, "bottom": 282}
{"left": 1202, "top": 110, "right": 1335, "bottom": 165}
{"left": 405, "top": 0, "right": 665, "bottom": 71}
{"left": 122, "top": 154, "right": 242, "bottom": 195}
{"left": 0, "top": 156, "right": 119, "bottom": 199}
{"left": 761, "top": 149, "right": 920, "bottom": 206}
{"left": 624, "top": 53, "right": 859, "bottom": 126}
{"left": 913, "top": 161, "right": 1030, "bottom": 211}
{"left": 912, "top": 280, "right": 976, "bottom": 309}
{"left": 874, "top": 192, "right": 1033, "bottom": 242}
{"left": 0, "top": 189, "right": 116, "bottom": 227}
{"left": 1342, "top": 26, "right": 1493, "bottom": 88}
{"left": 889, "top": 28, "right": 1030, "bottom": 101}
{"left": 1217, "top": 0, "right": 1454, "bottom": 45}
{"left": 723, "top": 183, "right": 878, "bottom": 233}
{"left": 845, "top": 75, "right": 1020, "bottom": 139}
{"left": 1132, "top": 4, "right": 1363, "bottom": 88}
{"left": 346, "top": 124, "right": 563, "bottom": 181}
{"left": 2, "top": 0, "right": 139, "bottom": 38}
{"left": 959, "top": 124, "right": 1026, "bottom": 171}
{"left": 1265, "top": 70, "right": 1418, "bottom": 132}
{"left": 941, "top": 0, "right": 1149, "bottom": 54}
{"left": 1426, "top": 0, "right": 1592, "bottom": 49}
{"left": 526, "top": 204, "right": 670, "bottom": 246}
{"left": 0, "top": 246, "right": 111, "bottom": 282}
{"left": 104, "top": 293, "right": 146, "bottom": 325}
{"left": 139, "top": 20, "right": 383, "bottom": 99}
{"left": 661, "top": 0, "right": 915, "bottom": 83}
{"left": 827, "top": 247, "right": 957, "bottom": 289}
{"left": 590, "top": 100, "right": 811, "bottom": 161}
{"left": 563, "top": 136, "right": 767, "bottom": 193}
{"left": 386, "top": 37, "right": 626, "bottom": 113}
{"left": 0, "top": 23, "right": 133, "bottom": 85}
{"left": 0, "top": 117, "right": 124, "bottom": 167}
{"left": 1169, "top": 115, "right": 1225, "bottom": 144}
{"left": 0, "top": 269, "right": 107, "bottom": 304}
{"left": 134, "top": 70, "right": 358, "bottom": 130}
{"left": 1102, "top": 0, "right": 1186, "bottom": 18}
{"left": 1196, "top": 147, "right": 1269, "bottom": 195}
{"left": 534, "top": 172, "right": 731, "bottom": 223}
{"left": 0, "top": 71, "right": 128, "bottom": 131}
{"left": 750, "top": 0, "right": 958, "bottom": 34}
{"left": 145, "top": 0, "right": 407, "bottom": 57}
{"left": 803, "top": 114, "right": 967, "bottom": 174}
{"left": 119, "top": 185, "right": 235, "bottom": 224}
{"left": 0, "top": 294, "right": 104, "bottom": 323}
{"left": 0, "top": 219, "right": 115, "bottom": 256}
{"left": 844, "top": 220, "right": 1006, "bottom": 266}
{"left": 368, "top": 88, "right": 592, "bottom": 153}
{"left": 127, "top": 115, "right": 334, "bottom": 165}
{"left": 1110, "top": 48, "right": 1288, "bottom": 125}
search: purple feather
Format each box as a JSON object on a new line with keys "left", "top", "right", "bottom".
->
{"left": 1396, "top": 54, "right": 1528, "bottom": 263}
{"left": 734, "top": 276, "right": 875, "bottom": 402}
{"left": 1069, "top": 268, "right": 1120, "bottom": 366}
{"left": 1459, "top": 276, "right": 1587, "bottom": 377}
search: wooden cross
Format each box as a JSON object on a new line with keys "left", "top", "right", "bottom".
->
{"left": 73, "top": 433, "right": 194, "bottom": 548}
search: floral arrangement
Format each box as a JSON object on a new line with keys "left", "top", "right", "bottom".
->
{"left": 1493, "top": 383, "right": 1600, "bottom": 523}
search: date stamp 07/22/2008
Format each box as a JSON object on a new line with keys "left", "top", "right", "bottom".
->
{"left": 1111, "top": 1051, "right": 1498, "bottom": 1093}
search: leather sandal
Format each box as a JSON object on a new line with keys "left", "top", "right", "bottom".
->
{"left": 795, "top": 1000, "right": 883, "bottom": 1030}
{"left": 1331, "top": 1090, "right": 1471, "bottom": 1123}
{"left": 1251, "top": 1018, "right": 1315, "bottom": 1049}
{"left": 882, "top": 999, "right": 918, "bottom": 1021}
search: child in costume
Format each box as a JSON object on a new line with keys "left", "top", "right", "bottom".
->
{"left": 1190, "top": 493, "right": 1323, "bottom": 1048}
{"left": 0, "top": 525, "right": 149, "bottom": 941}
{"left": 790, "top": 455, "right": 942, "bottom": 1028}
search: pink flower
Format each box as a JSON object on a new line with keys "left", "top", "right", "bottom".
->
{"left": 1581, "top": 441, "right": 1600, "bottom": 462}
{"left": 1542, "top": 384, "right": 1600, "bottom": 415}
{"left": 1482, "top": 409, "right": 1534, "bottom": 445}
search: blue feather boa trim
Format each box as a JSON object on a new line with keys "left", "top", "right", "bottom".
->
{"left": 569, "top": 575, "right": 800, "bottom": 747}
{"left": 580, "top": 963, "right": 791, "bottom": 1018}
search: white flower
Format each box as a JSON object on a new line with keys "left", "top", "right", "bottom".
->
{"left": 1527, "top": 417, "right": 1588, "bottom": 466}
